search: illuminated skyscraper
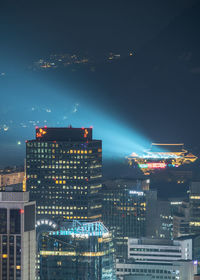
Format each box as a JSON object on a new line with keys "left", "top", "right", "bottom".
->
{"left": 26, "top": 127, "right": 102, "bottom": 223}
{"left": 0, "top": 190, "right": 36, "bottom": 280}
{"left": 38, "top": 221, "right": 116, "bottom": 280}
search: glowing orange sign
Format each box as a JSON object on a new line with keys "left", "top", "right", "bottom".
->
{"left": 36, "top": 128, "right": 47, "bottom": 138}
{"left": 84, "top": 129, "right": 88, "bottom": 138}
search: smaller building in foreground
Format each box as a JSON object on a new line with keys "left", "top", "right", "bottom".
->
{"left": 116, "top": 259, "right": 196, "bottom": 280}
{"left": 38, "top": 220, "right": 116, "bottom": 280}
{"left": 116, "top": 237, "right": 197, "bottom": 280}
{"left": 0, "top": 190, "right": 36, "bottom": 280}
{"left": 128, "top": 237, "right": 192, "bottom": 263}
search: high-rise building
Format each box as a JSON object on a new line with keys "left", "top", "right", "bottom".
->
{"left": 173, "top": 181, "right": 200, "bottom": 237}
{"left": 189, "top": 182, "right": 200, "bottom": 233}
{"left": 102, "top": 179, "right": 148, "bottom": 258}
{"left": 38, "top": 220, "right": 116, "bottom": 280}
{"left": 173, "top": 201, "right": 190, "bottom": 238}
{"left": 102, "top": 178, "right": 174, "bottom": 258}
{"left": 146, "top": 199, "right": 173, "bottom": 239}
{"left": 0, "top": 190, "right": 36, "bottom": 280}
{"left": 26, "top": 127, "right": 102, "bottom": 222}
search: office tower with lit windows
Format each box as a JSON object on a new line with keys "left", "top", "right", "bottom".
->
{"left": 38, "top": 220, "right": 116, "bottom": 280}
{"left": 173, "top": 181, "right": 200, "bottom": 238}
{"left": 102, "top": 179, "right": 148, "bottom": 258}
{"left": 0, "top": 190, "right": 36, "bottom": 280}
{"left": 26, "top": 127, "right": 102, "bottom": 222}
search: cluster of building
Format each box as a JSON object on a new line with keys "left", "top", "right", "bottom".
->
{"left": 31, "top": 51, "right": 134, "bottom": 70}
{"left": 0, "top": 127, "right": 200, "bottom": 279}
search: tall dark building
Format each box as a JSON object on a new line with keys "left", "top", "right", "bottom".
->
{"left": 173, "top": 182, "right": 200, "bottom": 238}
{"left": 102, "top": 179, "right": 148, "bottom": 258}
{"left": 26, "top": 127, "right": 102, "bottom": 223}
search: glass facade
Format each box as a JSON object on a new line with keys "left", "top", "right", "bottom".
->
{"left": 10, "top": 209, "right": 21, "bottom": 234}
{"left": 0, "top": 208, "right": 7, "bottom": 233}
{"left": 38, "top": 221, "right": 116, "bottom": 280}
{"left": 102, "top": 183, "right": 146, "bottom": 258}
{"left": 0, "top": 235, "right": 21, "bottom": 280}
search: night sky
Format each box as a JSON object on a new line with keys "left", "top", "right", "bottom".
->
{"left": 0, "top": 0, "right": 200, "bottom": 167}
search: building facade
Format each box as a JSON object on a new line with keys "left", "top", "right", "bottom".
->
{"left": 102, "top": 179, "right": 148, "bottom": 258}
{"left": 128, "top": 238, "right": 192, "bottom": 263}
{"left": 38, "top": 221, "right": 115, "bottom": 280}
{"left": 26, "top": 127, "right": 102, "bottom": 222}
{"left": 173, "top": 182, "right": 200, "bottom": 237}
{"left": 0, "top": 191, "right": 36, "bottom": 280}
{"left": 116, "top": 259, "right": 196, "bottom": 280}
{"left": 0, "top": 167, "right": 24, "bottom": 191}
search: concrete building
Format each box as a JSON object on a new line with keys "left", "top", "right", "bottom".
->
{"left": 115, "top": 237, "right": 197, "bottom": 279}
{"left": 116, "top": 258, "right": 196, "bottom": 280}
{"left": 128, "top": 238, "right": 192, "bottom": 263}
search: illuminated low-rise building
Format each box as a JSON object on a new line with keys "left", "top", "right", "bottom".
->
{"left": 38, "top": 220, "right": 116, "bottom": 280}
{"left": 128, "top": 143, "right": 197, "bottom": 175}
{"left": 26, "top": 127, "right": 102, "bottom": 222}
{"left": 0, "top": 167, "right": 25, "bottom": 191}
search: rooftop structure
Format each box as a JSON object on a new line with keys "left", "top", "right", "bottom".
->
{"left": 50, "top": 220, "right": 109, "bottom": 237}
{"left": 38, "top": 220, "right": 115, "bottom": 280}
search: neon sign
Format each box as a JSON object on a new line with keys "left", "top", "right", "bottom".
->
{"left": 129, "top": 191, "right": 144, "bottom": 196}
{"left": 139, "top": 163, "right": 166, "bottom": 169}
{"left": 36, "top": 128, "right": 47, "bottom": 138}
{"left": 84, "top": 129, "right": 88, "bottom": 138}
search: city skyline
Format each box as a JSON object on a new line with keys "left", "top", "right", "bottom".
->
{"left": 1, "top": 1, "right": 200, "bottom": 166}
{"left": 1, "top": 1, "right": 200, "bottom": 279}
